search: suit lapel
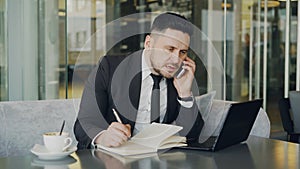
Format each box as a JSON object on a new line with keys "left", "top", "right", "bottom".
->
{"left": 129, "top": 72, "right": 142, "bottom": 112}
{"left": 111, "top": 51, "right": 142, "bottom": 133}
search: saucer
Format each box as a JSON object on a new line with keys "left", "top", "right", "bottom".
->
{"left": 31, "top": 144, "right": 77, "bottom": 160}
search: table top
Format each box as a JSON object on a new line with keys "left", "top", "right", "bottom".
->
{"left": 1, "top": 136, "right": 300, "bottom": 169}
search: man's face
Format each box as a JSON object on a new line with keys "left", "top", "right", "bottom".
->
{"left": 144, "top": 28, "right": 190, "bottom": 78}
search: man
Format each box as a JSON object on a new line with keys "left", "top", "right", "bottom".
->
{"left": 74, "top": 12, "right": 204, "bottom": 149}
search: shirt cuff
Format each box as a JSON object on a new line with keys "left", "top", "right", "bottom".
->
{"left": 177, "top": 96, "right": 194, "bottom": 108}
{"left": 91, "top": 130, "right": 106, "bottom": 149}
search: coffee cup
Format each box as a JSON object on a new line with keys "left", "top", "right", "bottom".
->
{"left": 43, "top": 132, "right": 72, "bottom": 152}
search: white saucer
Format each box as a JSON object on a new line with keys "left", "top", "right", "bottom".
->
{"left": 31, "top": 144, "right": 77, "bottom": 160}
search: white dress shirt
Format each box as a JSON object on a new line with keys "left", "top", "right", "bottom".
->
{"left": 133, "top": 50, "right": 194, "bottom": 134}
{"left": 133, "top": 51, "right": 168, "bottom": 135}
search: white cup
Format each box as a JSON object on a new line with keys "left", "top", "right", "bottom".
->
{"left": 43, "top": 132, "right": 72, "bottom": 153}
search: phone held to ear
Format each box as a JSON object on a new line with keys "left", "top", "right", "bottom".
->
{"left": 175, "top": 63, "right": 186, "bottom": 79}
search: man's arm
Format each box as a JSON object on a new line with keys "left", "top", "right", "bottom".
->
{"left": 176, "top": 101, "right": 204, "bottom": 142}
{"left": 73, "top": 58, "right": 110, "bottom": 149}
{"left": 74, "top": 119, "right": 93, "bottom": 149}
{"left": 74, "top": 56, "right": 131, "bottom": 149}
{"left": 172, "top": 57, "right": 204, "bottom": 142}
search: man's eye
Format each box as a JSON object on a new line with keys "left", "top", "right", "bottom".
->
{"left": 168, "top": 48, "right": 174, "bottom": 52}
{"left": 180, "top": 51, "right": 187, "bottom": 55}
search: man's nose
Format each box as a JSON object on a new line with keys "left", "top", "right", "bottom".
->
{"left": 170, "top": 51, "right": 181, "bottom": 63}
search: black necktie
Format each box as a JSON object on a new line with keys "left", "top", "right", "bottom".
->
{"left": 150, "top": 73, "right": 163, "bottom": 123}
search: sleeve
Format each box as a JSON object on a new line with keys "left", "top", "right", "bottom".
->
{"left": 91, "top": 130, "right": 106, "bottom": 149}
{"left": 173, "top": 81, "right": 204, "bottom": 143}
{"left": 177, "top": 93, "right": 194, "bottom": 108}
{"left": 175, "top": 101, "right": 204, "bottom": 143}
{"left": 73, "top": 57, "right": 111, "bottom": 149}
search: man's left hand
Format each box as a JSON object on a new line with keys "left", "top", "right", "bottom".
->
{"left": 173, "top": 56, "right": 196, "bottom": 97}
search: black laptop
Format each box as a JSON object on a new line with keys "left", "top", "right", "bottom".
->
{"left": 182, "top": 99, "right": 263, "bottom": 151}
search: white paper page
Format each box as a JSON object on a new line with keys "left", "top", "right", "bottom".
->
{"left": 130, "top": 123, "right": 183, "bottom": 148}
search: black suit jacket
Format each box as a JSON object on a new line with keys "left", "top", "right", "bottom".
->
{"left": 74, "top": 50, "right": 204, "bottom": 149}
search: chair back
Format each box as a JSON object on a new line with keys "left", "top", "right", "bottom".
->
{"left": 278, "top": 98, "right": 294, "bottom": 134}
{"left": 289, "top": 91, "right": 300, "bottom": 132}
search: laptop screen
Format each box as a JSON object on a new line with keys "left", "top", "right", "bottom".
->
{"left": 214, "top": 99, "right": 263, "bottom": 151}
{"left": 183, "top": 99, "right": 263, "bottom": 151}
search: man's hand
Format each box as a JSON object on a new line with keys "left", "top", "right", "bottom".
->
{"left": 95, "top": 122, "right": 131, "bottom": 147}
{"left": 173, "top": 56, "right": 196, "bottom": 97}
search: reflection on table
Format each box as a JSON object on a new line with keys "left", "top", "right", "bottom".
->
{"left": 31, "top": 156, "right": 77, "bottom": 169}
{"left": 0, "top": 136, "right": 299, "bottom": 169}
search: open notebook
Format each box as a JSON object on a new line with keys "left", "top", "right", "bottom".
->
{"left": 96, "top": 123, "right": 186, "bottom": 156}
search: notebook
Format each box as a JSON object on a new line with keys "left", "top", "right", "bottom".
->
{"left": 180, "top": 99, "right": 263, "bottom": 151}
{"left": 93, "top": 149, "right": 159, "bottom": 164}
{"left": 96, "top": 123, "right": 187, "bottom": 156}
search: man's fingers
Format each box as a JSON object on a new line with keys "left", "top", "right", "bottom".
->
{"left": 109, "top": 122, "right": 131, "bottom": 137}
{"left": 183, "top": 59, "right": 195, "bottom": 72}
{"left": 125, "top": 124, "right": 131, "bottom": 137}
{"left": 102, "top": 130, "right": 127, "bottom": 147}
{"left": 109, "top": 133, "right": 127, "bottom": 146}
{"left": 182, "top": 65, "right": 194, "bottom": 75}
{"left": 108, "top": 138, "right": 122, "bottom": 147}
{"left": 98, "top": 122, "right": 132, "bottom": 147}
{"left": 109, "top": 127, "right": 129, "bottom": 142}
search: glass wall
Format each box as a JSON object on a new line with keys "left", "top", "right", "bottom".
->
{"left": 1, "top": 0, "right": 300, "bottom": 133}
{"left": 0, "top": 0, "right": 7, "bottom": 100}
{"left": 67, "top": 0, "right": 106, "bottom": 99}
{"left": 0, "top": 0, "right": 67, "bottom": 100}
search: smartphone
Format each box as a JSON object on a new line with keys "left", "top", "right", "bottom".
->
{"left": 175, "top": 62, "right": 185, "bottom": 79}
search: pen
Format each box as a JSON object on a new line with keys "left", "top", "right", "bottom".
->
{"left": 112, "top": 108, "right": 123, "bottom": 124}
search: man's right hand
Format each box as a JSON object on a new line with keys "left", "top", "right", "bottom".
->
{"left": 95, "top": 122, "right": 131, "bottom": 147}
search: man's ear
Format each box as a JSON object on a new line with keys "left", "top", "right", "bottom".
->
{"left": 144, "top": 35, "right": 151, "bottom": 49}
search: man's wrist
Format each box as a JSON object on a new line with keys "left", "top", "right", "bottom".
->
{"left": 92, "top": 130, "right": 106, "bottom": 148}
{"left": 177, "top": 93, "right": 194, "bottom": 108}
{"left": 178, "top": 92, "right": 194, "bottom": 101}
{"left": 178, "top": 95, "right": 194, "bottom": 101}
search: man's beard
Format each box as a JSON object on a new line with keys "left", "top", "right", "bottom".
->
{"left": 153, "top": 67, "right": 174, "bottom": 79}
{"left": 148, "top": 51, "right": 179, "bottom": 79}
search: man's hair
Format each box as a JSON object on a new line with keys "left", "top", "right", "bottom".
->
{"left": 150, "top": 12, "right": 193, "bottom": 36}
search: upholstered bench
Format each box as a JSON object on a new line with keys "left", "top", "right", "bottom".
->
{"left": 0, "top": 99, "right": 80, "bottom": 157}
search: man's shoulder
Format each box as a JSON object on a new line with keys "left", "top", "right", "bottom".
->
{"left": 103, "top": 53, "right": 127, "bottom": 63}
{"left": 96, "top": 50, "right": 143, "bottom": 76}
{"left": 103, "top": 50, "right": 142, "bottom": 65}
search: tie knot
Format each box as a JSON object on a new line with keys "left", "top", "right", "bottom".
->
{"left": 150, "top": 73, "right": 163, "bottom": 89}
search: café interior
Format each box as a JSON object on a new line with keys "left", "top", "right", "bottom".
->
{"left": 0, "top": 0, "right": 300, "bottom": 168}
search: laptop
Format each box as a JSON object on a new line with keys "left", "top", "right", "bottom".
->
{"left": 181, "top": 99, "right": 263, "bottom": 151}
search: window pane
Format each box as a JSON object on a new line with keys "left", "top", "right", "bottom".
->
{"left": 38, "top": 0, "right": 67, "bottom": 99}
{"left": 67, "top": 0, "right": 106, "bottom": 99}
{"left": 0, "top": 0, "right": 7, "bottom": 101}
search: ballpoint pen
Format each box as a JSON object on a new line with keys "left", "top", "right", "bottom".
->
{"left": 112, "top": 108, "right": 123, "bottom": 124}
{"left": 113, "top": 108, "right": 132, "bottom": 139}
